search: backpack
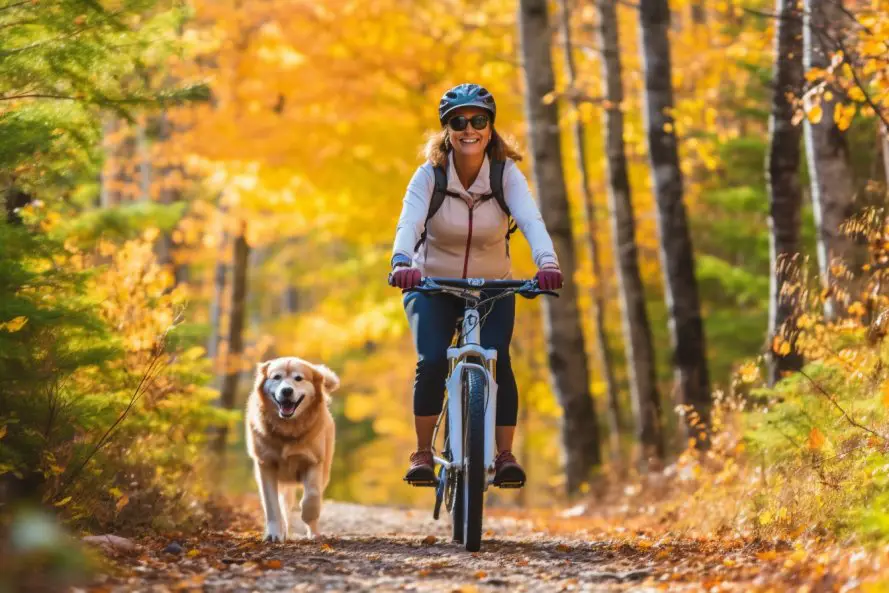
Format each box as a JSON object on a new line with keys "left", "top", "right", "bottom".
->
{"left": 413, "top": 159, "right": 518, "bottom": 251}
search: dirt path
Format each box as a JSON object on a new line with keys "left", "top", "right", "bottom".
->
{"left": 92, "top": 499, "right": 807, "bottom": 592}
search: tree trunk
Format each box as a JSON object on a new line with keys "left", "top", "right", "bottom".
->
{"left": 155, "top": 111, "right": 189, "bottom": 285}
{"left": 596, "top": 0, "right": 664, "bottom": 462}
{"left": 766, "top": 0, "right": 805, "bottom": 386}
{"left": 100, "top": 116, "right": 136, "bottom": 207}
{"left": 4, "top": 187, "right": 32, "bottom": 225}
{"left": 803, "top": 0, "right": 856, "bottom": 319}
{"left": 214, "top": 221, "right": 250, "bottom": 454}
{"left": 557, "top": 0, "right": 623, "bottom": 463}
{"left": 691, "top": 1, "right": 706, "bottom": 24}
{"left": 208, "top": 222, "right": 229, "bottom": 363}
{"left": 249, "top": 246, "right": 267, "bottom": 331}
{"left": 519, "top": 0, "right": 602, "bottom": 494}
{"left": 881, "top": 126, "right": 889, "bottom": 190}
{"left": 637, "top": 0, "right": 712, "bottom": 444}
{"left": 136, "top": 118, "right": 151, "bottom": 202}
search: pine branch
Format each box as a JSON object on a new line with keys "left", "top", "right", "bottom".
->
{"left": 0, "top": 0, "right": 32, "bottom": 12}
{"left": 0, "top": 19, "right": 38, "bottom": 29}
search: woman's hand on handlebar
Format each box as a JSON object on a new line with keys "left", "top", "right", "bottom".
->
{"left": 534, "top": 267, "right": 563, "bottom": 291}
{"left": 388, "top": 266, "right": 421, "bottom": 289}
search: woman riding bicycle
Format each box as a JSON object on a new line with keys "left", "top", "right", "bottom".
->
{"left": 388, "top": 83, "right": 563, "bottom": 487}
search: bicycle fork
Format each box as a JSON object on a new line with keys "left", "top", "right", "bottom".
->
{"left": 437, "top": 307, "right": 499, "bottom": 483}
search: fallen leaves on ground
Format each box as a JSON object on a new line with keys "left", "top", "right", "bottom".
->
{"left": 77, "top": 497, "right": 889, "bottom": 592}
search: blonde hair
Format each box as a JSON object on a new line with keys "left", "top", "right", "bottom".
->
{"left": 421, "top": 127, "right": 523, "bottom": 166}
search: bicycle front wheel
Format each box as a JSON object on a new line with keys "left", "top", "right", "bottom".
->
{"left": 462, "top": 367, "right": 487, "bottom": 552}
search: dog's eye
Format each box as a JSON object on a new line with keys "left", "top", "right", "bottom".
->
{"left": 271, "top": 374, "right": 282, "bottom": 381}
{"left": 293, "top": 374, "right": 303, "bottom": 382}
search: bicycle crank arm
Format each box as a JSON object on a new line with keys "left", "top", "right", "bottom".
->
{"left": 433, "top": 456, "right": 461, "bottom": 470}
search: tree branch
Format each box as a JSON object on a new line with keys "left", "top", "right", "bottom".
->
{"left": 0, "top": 0, "right": 32, "bottom": 12}
{"left": 0, "top": 18, "right": 38, "bottom": 29}
{"left": 798, "top": 368, "right": 887, "bottom": 441}
{"left": 831, "top": 34, "right": 889, "bottom": 133}
{"left": 0, "top": 93, "right": 80, "bottom": 101}
{"left": 742, "top": 7, "right": 801, "bottom": 22}
{"left": 53, "top": 336, "right": 170, "bottom": 500}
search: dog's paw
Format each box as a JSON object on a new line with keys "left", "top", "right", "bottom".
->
{"left": 286, "top": 516, "right": 307, "bottom": 540}
{"left": 305, "top": 521, "right": 321, "bottom": 540}
{"left": 262, "top": 522, "right": 284, "bottom": 543}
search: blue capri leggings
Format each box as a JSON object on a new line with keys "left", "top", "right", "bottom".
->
{"left": 403, "top": 290, "right": 519, "bottom": 426}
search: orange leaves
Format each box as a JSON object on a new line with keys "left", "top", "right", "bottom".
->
{"left": 0, "top": 316, "right": 28, "bottom": 333}
{"left": 807, "top": 427, "right": 826, "bottom": 451}
{"left": 878, "top": 380, "right": 889, "bottom": 410}
{"left": 772, "top": 335, "right": 792, "bottom": 356}
{"left": 847, "top": 301, "right": 867, "bottom": 317}
{"left": 796, "top": 313, "right": 814, "bottom": 329}
{"left": 110, "top": 487, "right": 130, "bottom": 514}
{"left": 737, "top": 361, "right": 760, "bottom": 384}
{"left": 806, "top": 104, "right": 824, "bottom": 124}
{"left": 833, "top": 103, "right": 856, "bottom": 132}
{"left": 756, "top": 549, "right": 778, "bottom": 561}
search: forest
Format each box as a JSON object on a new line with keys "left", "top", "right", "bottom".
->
{"left": 2, "top": 0, "right": 889, "bottom": 590}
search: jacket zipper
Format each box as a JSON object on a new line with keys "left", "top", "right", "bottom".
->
{"left": 461, "top": 203, "right": 474, "bottom": 278}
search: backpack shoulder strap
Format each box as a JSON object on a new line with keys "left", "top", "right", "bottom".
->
{"left": 414, "top": 164, "right": 450, "bottom": 251}
{"left": 489, "top": 159, "right": 517, "bottom": 237}
{"left": 428, "top": 164, "right": 449, "bottom": 220}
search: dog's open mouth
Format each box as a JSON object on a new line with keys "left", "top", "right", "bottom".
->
{"left": 277, "top": 394, "right": 305, "bottom": 419}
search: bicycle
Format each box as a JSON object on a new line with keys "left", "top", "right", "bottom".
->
{"left": 403, "top": 276, "right": 557, "bottom": 552}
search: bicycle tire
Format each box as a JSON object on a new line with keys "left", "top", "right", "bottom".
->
{"left": 451, "top": 471, "right": 464, "bottom": 543}
{"left": 433, "top": 414, "right": 449, "bottom": 521}
{"left": 433, "top": 463, "right": 445, "bottom": 520}
{"left": 462, "top": 367, "right": 486, "bottom": 552}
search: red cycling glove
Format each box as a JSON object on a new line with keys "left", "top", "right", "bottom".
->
{"left": 535, "top": 268, "right": 563, "bottom": 290}
{"left": 389, "top": 267, "right": 421, "bottom": 289}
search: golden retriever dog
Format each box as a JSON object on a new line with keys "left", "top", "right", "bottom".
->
{"left": 245, "top": 356, "right": 339, "bottom": 542}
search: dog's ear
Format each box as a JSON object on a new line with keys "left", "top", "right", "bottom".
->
{"left": 311, "top": 364, "right": 340, "bottom": 394}
{"left": 254, "top": 361, "right": 271, "bottom": 392}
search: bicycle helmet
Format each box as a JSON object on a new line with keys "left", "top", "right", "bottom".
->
{"left": 438, "top": 83, "right": 496, "bottom": 126}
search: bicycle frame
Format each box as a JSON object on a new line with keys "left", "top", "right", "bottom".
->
{"left": 432, "top": 300, "right": 499, "bottom": 486}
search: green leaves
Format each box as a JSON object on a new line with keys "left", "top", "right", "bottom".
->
{"left": 0, "top": 0, "right": 205, "bottom": 199}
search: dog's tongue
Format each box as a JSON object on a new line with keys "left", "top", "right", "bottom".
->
{"left": 280, "top": 401, "right": 297, "bottom": 416}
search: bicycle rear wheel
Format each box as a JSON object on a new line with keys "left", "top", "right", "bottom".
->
{"left": 462, "top": 367, "right": 487, "bottom": 552}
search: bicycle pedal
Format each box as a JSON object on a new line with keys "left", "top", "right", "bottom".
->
{"left": 404, "top": 478, "right": 439, "bottom": 488}
{"left": 493, "top": 480, "right": 525, "bottom": 489}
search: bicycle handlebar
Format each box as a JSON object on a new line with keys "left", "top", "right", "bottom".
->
{"left": 406, "top": 277, "right": 559, "bottom": 299}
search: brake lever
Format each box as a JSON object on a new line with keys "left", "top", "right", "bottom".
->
{"left": 402, "top": 278, "right": 443, "bottom": 294}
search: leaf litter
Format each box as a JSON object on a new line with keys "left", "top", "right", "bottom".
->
{"left": 83, "top": 498, "right": 889, "bottom": 592}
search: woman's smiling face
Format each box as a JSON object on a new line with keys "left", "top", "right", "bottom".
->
{"left": 447, "top": 106, "right": 492, "bottom": 158}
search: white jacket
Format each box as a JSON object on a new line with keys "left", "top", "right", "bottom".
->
{"left": 391, "top": 153, "right": 559, "bottom": 279}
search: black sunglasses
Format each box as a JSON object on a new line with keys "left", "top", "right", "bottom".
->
{"left": 447, "top": 114, "right": 490, "bottom": 132}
